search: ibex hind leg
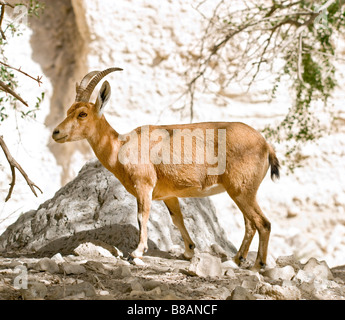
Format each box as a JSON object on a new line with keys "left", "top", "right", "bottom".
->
{"left": 227, "top": 190, "right": 271, "bottom": 271}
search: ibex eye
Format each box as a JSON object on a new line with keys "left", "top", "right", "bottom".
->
{"left": 79, "top": 112, "right": 87, "bottom": 118}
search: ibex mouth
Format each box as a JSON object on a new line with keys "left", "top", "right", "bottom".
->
{"left": 53, "top": 135, "right": 68, "bottom": 143}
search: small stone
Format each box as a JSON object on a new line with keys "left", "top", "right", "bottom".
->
{"left": 113, "top": 246, "right": 124, "bottom": 258}
{"left": 302, "top": 257, "right": 333, "bottom": 280}
{"left": 73, "top": 242, "right": 115, "bottom": 259}
{"left": 84, "top": 261, "right": 108, "bottom": 274}
{"left": 227, "top": 286, "right": 256, "bottom": 300}
{"left": 188, "top": 252, "right": 222, "bottom": 278}
{"left": 7, "top": 260, "right": 23, "bottom": 268}
{"left": 60, "top": 262, "right": 86, "bottom": 275}
{"left": 210, "top": 243, "right": 228, "bottom": 261}
{"left": 34, "top": 258, "right": 59, "bottom": 274}
{"left": 162, "top": 291, "right": 181, "bottom": 300}
{"left": 276, "top": 255, "right": 302, "bottom": 272}
{"left": 130, "top": 279, "right": 144, "bottom": 292}
{"left": 263, "top": 265, "right": 295, "bottom": 281}
{"left": 51, "top": 253, "right": 65, "bottom": 264}
{"left": 224, "top": 268, "right": 236, "bottom": 277}
{"left": 133, "top": 258, "right": 146, "bottom": 266}
{"left": 146, "top": 286, "right": 161, "bottom": 296}
{"left": 259, "top": 283, "right": 301, "bottom": 300}
{"left": 48, "top": 281, "right": 96, "bottom": 300}
{"left": 113, "top": 265, "right": 131, "bottom": 278}
{"left": 222, "top": 259, "right": 239, "bottom": 269}
{"left": 241, "top": 274, "right": 260, "bottom": 291}
{"left": 295, "top": 269, "right": 315, "bottom": 283}
{"left": 21, "top": 282, "right": 47, "bottom": 300}
{"left": 143, "top": 280, "right": 169, "bottom": 292}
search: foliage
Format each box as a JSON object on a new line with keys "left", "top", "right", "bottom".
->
{"left": 187, "top": 0, "right": 345, "bottom": 172}
{"left": 0, "top": 0, "right": 45, "bottom": 122}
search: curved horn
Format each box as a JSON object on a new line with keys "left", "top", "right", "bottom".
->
{"left": 78, "top": 67, "right": 123, "bottom": 102}
{"left": 75, "top": 70, "right": 100, "bottom": 102}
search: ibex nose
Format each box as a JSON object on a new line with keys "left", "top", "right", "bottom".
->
{"left": 52, "top": 129, "right": 60, "bottom": 138}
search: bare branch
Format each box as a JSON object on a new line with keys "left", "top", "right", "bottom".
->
{"left": 0, "top": 4, "right": 6, "bottom": 40}
{"left": 0, "top": 1, "right": 14, "bottom": 8}
{"left": 0, "top": 61, "right": 43, "bottom": 85}
{"left": 0, "top": 135, "right": 42, "bottom": 202}
{"left": 0, "top": 79, "right": 28, "bottom": 106}
{"left": 297, "top": 31, "right": 303, "bottom": 82}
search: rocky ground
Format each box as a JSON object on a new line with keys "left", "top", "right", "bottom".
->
{"left": 1, "top": 242, "right": 345, "bottom": 300}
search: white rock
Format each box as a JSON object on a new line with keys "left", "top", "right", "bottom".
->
{"left": 222, "top": 259, "right": 239, "bottom": 269}
{"left": 73, "top": 242, "right": 114, "bottom": 259}
{"left": 263, "top": 265, "right": 295, "bottom": 281}
{"left": 241, "top": 274, "right": 260, "bottom": 291}
{"left": 132, "top": 257, "right": 146, "bottom": 266}
{"left": 275, "top": 255, "right": 302, "bottom": 272}
{"left": 295, "top": 270, "right": 315, "bottom": 283}
{"left": 259, "top": 283, "right": 301, "bottom": 300}
{"left": 302, "top": 257, "right": 333, "bottom": 281}
{"left": 51, "top": 253, "right": 65, "bottom": 264}
{"left": 188, "top": 252, "right": 222, "bottom": 278}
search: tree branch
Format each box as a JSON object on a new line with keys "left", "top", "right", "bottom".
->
{"left": 0, "top": 61, "right": 43, "bottom": 85}
{"left": 0, "top": 135, "right": 42, "bottom": 201}
{"left": 0, "top": 79, "right": 28, "bottom": 106}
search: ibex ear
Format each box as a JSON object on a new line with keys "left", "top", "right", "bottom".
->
{"left": 95, "top": 81, "right": 111, "bottom": 116}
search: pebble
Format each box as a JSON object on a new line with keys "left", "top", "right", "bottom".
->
{"left": 48, "top": 281, "right": 96, "bottom": 300}
{"left": 227, "top": 286, "right": 256, "bottom": 300}
{"left": 263, "top": 265, "right": 295, "bottom": 281}
{"left": 188, "top": 252, "right": 222, "bottom": 278}
{"left": 60, "top": 262, "right": 86, "bottom": 275}
{"left": 34, "top": 258, "right": 59, "bottom": 274}
{"left": 21, "top": 282, "right": 48, "bottom": 300}
{"left": 113, "top": 265, "right": 132, "bottom": 278}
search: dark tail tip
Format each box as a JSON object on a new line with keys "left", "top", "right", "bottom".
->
{"left": 269, "top": 146, "right": 280, "bottom": 181}
{"left": 270, "top": 161, "right": 280, "bottom": 180}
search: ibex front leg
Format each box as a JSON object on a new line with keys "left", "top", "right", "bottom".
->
{"left": 131, "top": 188, "right": 152, "bottom": 259}
{"left": 164, "top": 197, "right": 195, "bottom": 259}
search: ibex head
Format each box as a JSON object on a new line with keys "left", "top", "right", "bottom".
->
{"left": 52, "top": 67, "right": 122, "bottom": 143}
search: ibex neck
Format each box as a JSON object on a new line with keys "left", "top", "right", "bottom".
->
{"left": 87, "top": 116, "right": 121, "bottom": 170}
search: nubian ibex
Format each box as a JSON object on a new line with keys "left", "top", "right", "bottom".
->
{"left": 52, "top": 67, "right": 280, "bottom": 270}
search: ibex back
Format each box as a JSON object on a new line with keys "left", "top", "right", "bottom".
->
{"left": 52, "top": 68, "right": 280, "bottom": 270}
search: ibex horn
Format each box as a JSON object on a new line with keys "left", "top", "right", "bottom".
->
{"left": 77, "top": 67, "right": 123, "bottom": 102}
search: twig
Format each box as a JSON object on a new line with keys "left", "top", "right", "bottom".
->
{"left": 0, "top": 135, "right": 42, "bottom": 202}
{"left": 0, "top": 1, "right": 14, "bottom": 8}
{"left": 0, "top": 61, "right": 43, "bottom": 85}
{"left": 0, "top": 79, "right": 28, "bottom": 106}
{"left": 297, "top": 31, "right": 303, "bottom": 82}
{"left": 0, "top": 4, "right": 7, "bottom": 40}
